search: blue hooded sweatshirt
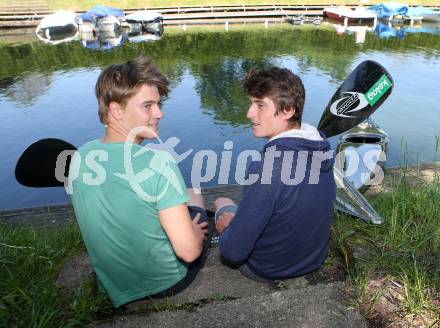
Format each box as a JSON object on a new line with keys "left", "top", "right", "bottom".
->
{"left": 219, "top": 124, "right": 336, "bottom": 280}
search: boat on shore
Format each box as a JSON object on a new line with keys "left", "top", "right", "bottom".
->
{"left": 35, "top": 10, "right": 78, "bottom": 44}
{"left": 368, "top": 3, "right": 439, "bottom": 24}
{"left": 77, "top": 5, "right": 125, "bottom": 33}
{"left": 407, "top": 6, "right": 440, "bottom": 23}
{"left": 286, "top": 14, "right": 321, "bottom": 25}
{"left": 125, "top": 10, "right": 163, "bottom": 34}
{"left": 323, "top": 6, "right": 377, "bottom": 24}
{"left": 368, "top": 2, "right": 409, "bottom": 21}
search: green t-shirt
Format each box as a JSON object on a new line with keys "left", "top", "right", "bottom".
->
{"left": 69, "top": 139, "right": 189, "bottom": 307}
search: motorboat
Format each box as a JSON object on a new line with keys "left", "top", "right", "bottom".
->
{"left": 77, "top": 5, "right": 125, "bottom": 33}
{"left": 286, "top": 14, "right": 321, "bottom": 25}
{"left": 97, "top": 15, "right": 122, "bottom": 33}
{"left": 407, "top": 6, "right": 440, "bottom": 23}
{"left": 367, "top": 2, "right": 436, "bottom": 24}
{"left": 323, "top": 6, "right": 377, "bottom": 24}
{"left": 125, "top": 10, "right": 163, "bottom": 34}
{"left": 368, "top": 2, "right": 409, "bottom": 21}
{"left": 335, "top": 118, "right": 389, "bottom": 192}
{"left": 35, "top": 10, "right": 78, "bottom": 44}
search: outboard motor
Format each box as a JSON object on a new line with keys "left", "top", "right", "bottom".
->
{"left": 335, "top": 118, "right": 389, "bottom": 191}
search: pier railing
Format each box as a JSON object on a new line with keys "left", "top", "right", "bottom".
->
{"left": 2, "top": 3, "right": 439, "bottom": 28}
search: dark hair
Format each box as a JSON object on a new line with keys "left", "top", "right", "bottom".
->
{"left": 95, "top": 57, "right": 169, "bottom": 124}
{"left": 243, "top": 67, "right": 305, "bottom": 126}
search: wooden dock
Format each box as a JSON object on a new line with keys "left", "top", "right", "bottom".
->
{"left": 0, "top": 4, "right": 336, "bottom": 28}
{"left": 2, "top": 3, "right": 440, "bottom": 28}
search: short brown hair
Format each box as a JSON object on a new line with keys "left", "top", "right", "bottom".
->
{"left": 243, "top": 67, "right": 305, "bottom": 126}
{"left": 95, "top": 57, "right": 169, "bottom": 124}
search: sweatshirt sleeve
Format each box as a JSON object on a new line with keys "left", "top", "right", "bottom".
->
{"left": 219, "top": 163, "right": 275, "bottom": 263}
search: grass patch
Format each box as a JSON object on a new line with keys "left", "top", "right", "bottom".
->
{"left": 0, "top": 222, "right": 114, "bottom": 327}
{"left": 332, "top": 173, "right": 440, "bottom": 324}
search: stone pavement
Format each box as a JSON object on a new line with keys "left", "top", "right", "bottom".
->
{"left": 92, "top": 282, "right": 366, "bottom": 328}
{"left": 57, "top": 247, "right": 366, "bottom": 328}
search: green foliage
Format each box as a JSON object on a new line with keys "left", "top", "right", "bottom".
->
{"left": 332, "top": 173, "right": 440, "bottom": 319}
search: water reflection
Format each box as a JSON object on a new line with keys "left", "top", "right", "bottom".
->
{"left": 77, "top": 19, "right": 164, "bottom": 50}
{"left": 324, "top": 17, "right": 440, "bottom": 42}
{"left": 192, "top": 59, "right": 269, "bottom": 126}
{"left": 326, "top": 21, "right": 375, "bottom": 44}
{"left": 0, "top": 26, "right": 439, "bottom": 209}
{"left": 1, "top": 73, "right": 51, "bottom": 106}
{"left": 80, "top": 30, "right": 128, "bottom": 50}
{"left": 375, "top": 21, "right": 440, "bottom": 38}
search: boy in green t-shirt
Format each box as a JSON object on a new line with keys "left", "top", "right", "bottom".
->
{"left": 69, "top": 57, "right": 210, "bottom": 308}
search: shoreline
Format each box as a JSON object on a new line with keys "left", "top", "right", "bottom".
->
{"left": 1, "top": 161, "right": 439, "bottom": 225}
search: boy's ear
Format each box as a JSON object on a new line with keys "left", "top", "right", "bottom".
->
{"left": 282, "top": 106, "right": 295, "bottom": 120}
{"left": 108, "top": 102, "right": 123, "bottom": 120}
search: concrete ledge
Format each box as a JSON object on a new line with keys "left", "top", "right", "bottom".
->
{"left": 92, "top": 282, "right": 366, "bottom": 328}
{"left": 56, "top": 246, "right": 345, "bottom": 310}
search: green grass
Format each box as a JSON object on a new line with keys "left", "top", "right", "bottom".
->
{"left": 0, "top": 222, "right": 114, "bottom": 327}
{"left": 332, "top": 173, "right": 440, "bottom": 322}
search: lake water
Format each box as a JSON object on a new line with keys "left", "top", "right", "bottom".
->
{"left": 1, "top": 24, "right": 440, "bottom": 210}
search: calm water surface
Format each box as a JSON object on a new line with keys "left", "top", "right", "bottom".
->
{"left": 1, "top": 25, "right": 440, "bottom": 210}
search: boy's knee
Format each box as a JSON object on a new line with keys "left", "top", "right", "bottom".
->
{"left": 214, "top": 197, "right": 236, "bottom": 210}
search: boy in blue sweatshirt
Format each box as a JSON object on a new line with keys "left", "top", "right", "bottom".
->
{"left": 215, "top": 67, "right": 336, "bottom": 282}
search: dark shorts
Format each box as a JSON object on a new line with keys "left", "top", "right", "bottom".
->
{"left": 238, "top": 263, "right": 273, "bottom": 283}
{"left": 148, "top": 205, "right": 213, "bottom": 299}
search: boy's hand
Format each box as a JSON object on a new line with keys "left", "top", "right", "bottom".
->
{"left": 216, "top": 212, "right": 235, "bottom": 234}
{"left": 192, "top": 213, "right": 209, "bottom": 241}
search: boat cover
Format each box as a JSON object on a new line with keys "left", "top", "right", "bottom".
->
{"left": 406, "top": 6, "right": 439, "bottom": 17}
{"left": 324, "top": 6, "right": 376, "bottom": 19}
{"left": 125, "top": 10, "right": 162, "bottom": 22}
{"left": 368, "top": 2, "right": 409, "bottom": 18}
{"left": 38, "top": 10, "right": 77, "bottom": 29}
{"left": 79, "top": 5, "right": 124, "bottom": 22}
